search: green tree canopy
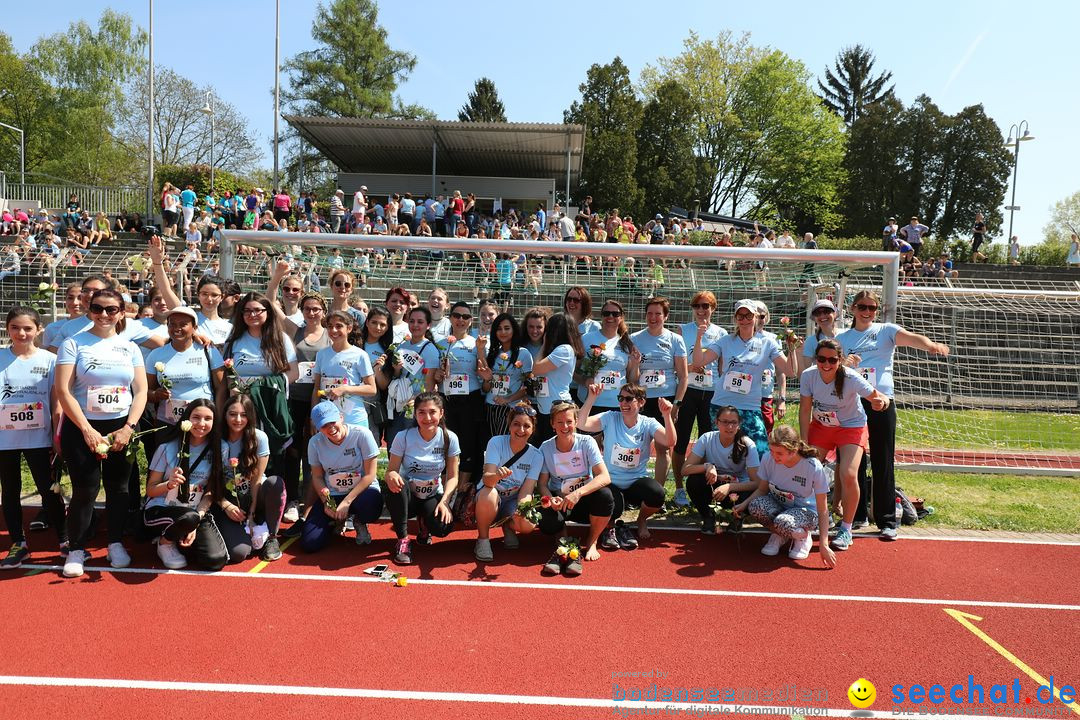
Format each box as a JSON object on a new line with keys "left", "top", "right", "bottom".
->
{"left": 1044, "top": 190, "right": 1080, "bottom": 244}
{"left": 818, "top": 45, "right": 894, "bottom": 126}
{"left": 635, "top": 79, "right": 697, "bottom": 217}
{"left": 458, "top": 77, "right": 507, "bottom": 122}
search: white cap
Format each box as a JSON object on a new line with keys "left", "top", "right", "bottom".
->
{"left": 812, "top": 299, "right": 836, "bottom": 313}
{"left": 734, "top": 299, "right": 758, "bottom": 314}
{"left": 165, "top": 306, "right": 198, "bottom": 323}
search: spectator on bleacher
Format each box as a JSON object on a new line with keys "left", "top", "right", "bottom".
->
{"left": 1068, "top": 234, "right": 1080, "bottom": 267}
{"left": 63, "top": 194, "right": 81, "bottom": 230}
{"left": 271, "top": 188, "right": 291, "bottom": 223}
{"left": 90, "top": 212, "right": 111, "bottom": 246}
{"left": 1009, "top": 235, "right": 1020, "bottom": 265}
{"left": 882, "top": 217, "right": 900, "bottom": 251}
{"left": 899, "top": 216, "right": 929, "bottom": 257}
{"left": 161, "top": 183, "right": 179, "bottom": 238}
{"left": 179, "top": 184, "right": 197, "bottom": 230}
{"left": 125, "top": 270, "right": 146, "bottom": 307}
{"left": 114, "top": 211, "right": 129, "bottom": 234}
{"left": 775, "top": 230, "right": 797, "bottom": 249}
{"left": 837, "top": 290, "right": 949, "bottom": 541}
{"left": 372, "top": 216, "right": 388, "bottom": 235}
{"left": 184, "top": 222, "right": 202, "bottom": 247}
{"left": 0, "top": 246, "right": 20, "bottom": 281}
{"left": 351, "top": 185, "right": 368, "bottom": 226}
{"left": 328, "top": 189, "right": 345, "bottom": 233}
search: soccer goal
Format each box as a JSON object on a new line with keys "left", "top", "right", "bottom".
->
{"left": 219, "top": 230, "right": 1080, "bottom": 476}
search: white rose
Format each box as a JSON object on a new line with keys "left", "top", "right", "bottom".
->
{"left": 154, "top": 362, "right": 166, "bottom": 373}
{"left": 179, "top": 420, "right": 193, "bottom": 433}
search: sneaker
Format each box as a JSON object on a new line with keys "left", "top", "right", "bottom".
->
{"left": 394, "top": 537, "right": 413, "bottom": 565}
{"left": 701, "top": 518, "right": 717, "bottom": 535}
{"left": 832, "top": 527, "right": 853, "bottom": 551}
{"left": 563, "top": 555, "right": 583, "bottom": 577}
{"left": 614, "top": 524, "right": 638, "bottom": 550}
{"left": 29, "top": 509, "right": 49, "bottom": 531}
{"left": 250, "top": 523, "right": 270, "bottom": 551}
{"left": 880, "top": 526, "right": 898, "bottom": 541}
{"left": 540, "top": 551, "right": 562, "bottom": 576}
{"left": 344, "top": 516, "right": 355, "bottom": 532}
{"left": 281, "top": 518, "right": 305, "bottom": 539}
{"left": 473, "top": 538, "right": 493, "bottom": 562}
{"left": 354, "top": 522, "right": 372, "bottom": 546}
{"left": 598, "top": 527, "right": 619, "bottom": 551}
{"left": 283, "top": 501, "right": 300, "bottom": 524}
{"left": 673, "top": 488, "right": 690, "bottom": 507}
{"left": 156, "top": 541, "right": 187, "bottom": 570}
{"left": 107, "top": 542, "right": 131, "bottom": 568}
{"left": 260, "top": 536, "right": 282, "bottom": 561}
{"left": 502, "top": 526, "right": 519, "bottom": 549}
{"left": 0, "top": 543, "right": 29, "bottom": 569}
{"left": 63, "top": 549, "right": 87, "bottom": 577}
{"left": 788, "top": 533, "right": 813, "bottom": 560}
{"left": 761, "top": 533, "right": 784, "bottom": 556}
{"left": 59, "top": 541, "right": 69, "bottom": 557}
{"left": 852, "top": 519, "right": 869, "bottom": 530}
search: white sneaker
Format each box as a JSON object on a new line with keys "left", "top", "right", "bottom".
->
{"left": 156, "top": 541, "right": 188, "bottom": 570}
{"left": 250, "top": 522, "right": 270, "bottom": 550}
{"left": 761, "top": 533, "right": 784, "bottom": 556}
{"left": 788, "top": 532, "right": 813, "bottom": 560}
{"left": 474, "top": 538, "right": 493, "bottom": 562}
{"left": 108, "top": 542, "right": 131, "bottom": 568}
{"left": 62, "top": 549, "right": 87, "bottom": 578}
{"left": 283, "top": 501, "right": 300, "bottom": 524}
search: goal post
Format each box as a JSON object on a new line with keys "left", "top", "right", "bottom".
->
{"left": 218, "top": 230, "right": 1080, "bottom": 476}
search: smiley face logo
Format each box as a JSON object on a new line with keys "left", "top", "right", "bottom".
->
{"left": 847, "top": 678, "right": 876, "bottom": 709}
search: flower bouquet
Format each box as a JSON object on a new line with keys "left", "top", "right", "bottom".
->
{"left": 579, "top": 344, "right": 608, "bottom": 379}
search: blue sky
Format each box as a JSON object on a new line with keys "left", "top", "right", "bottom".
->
{"left": 8, "top": 0, "right": 1078, "bottom": 243}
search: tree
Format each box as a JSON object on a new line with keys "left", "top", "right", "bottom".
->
{"left": 564, "top": 57, "right": 643, "bottom": 213}
{"left": 635, "top": 79, "right": 697, "bottom": 217}
{"left": 1043, "top": 190, "right": 1080, "bottom": 244}
{"left": 117, "top": 67, "right": 261, "bottom": 175}
{"left": 839, "top": 93, "right": 907, "bottom": 234}
{"left": 458, "top": 77, "right": 507, "bottom": 122}
{"left": 282, "top": 0, "right": 426, "bottom": 119}
{"left": 818, "top": 45, "right": 894, "bottom": 126}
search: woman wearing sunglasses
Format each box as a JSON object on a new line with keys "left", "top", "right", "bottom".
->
{"left": 836, "top": 290, "right": 949, "bottom": 542}
{"left": 692, "top": 299, "right": 796, "bottom": 458}
{"left": 676, "top": 291, "right": 726, "bottom": 503}
{"left": 432, "top": 302, "right": 485, "bottom": 492}
{"left": 576, "top": 382, "right": 673, "bottom": 550}
{"left": 799, "top": 339, "right": 889, "bottom": 552}
{"left": 793, "top": 299, "right": 840, "bottom": 375}
{"left": 562, "top": 286, "right": 600, "bottom": 338}
{"left": 682, "top": 406, "right": 762, "bottom": 535}
{"left": 55, "top": 289, "right": 148, "bottom": 577}
{"left": 576, "top": 300, "right": 640, "bottom": 415}
{"left": 474, "top": 403, "right": 544, "bottom": 561}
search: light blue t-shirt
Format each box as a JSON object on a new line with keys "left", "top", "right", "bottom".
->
{"left": 430, "top": 316, "right": 451, "bottom": 342}
{"left": 802, "top": 331, "right": 836, "bottom": 360}
{"left": 389, "top": 426, "right": 461, "bottom": 499}
{"left": 535, "top": 343, "right": 575, "bottom": 414}
{"left": 42, "top": 318, "right": 71, "bottom": 351}
{"left": 577, "top": 318, "right": 600, "bottom": 337}
{"left": 705, "top": 333, "right": 782, "bottom": 410}
{"left": 577, "top": 330, "right": 632, "bottom": 407}
{"left": 52, "top": 314, "right": 156, "bottom": 350}
{"left": 147, "top": 438, "right": 227, "bottom": 509}
{"left": 314, "top": 344, "right": 374, "bottom": 428}
{"left": 56, "top": 333, "right": 144, "bottom": 420}
{"left": 483, "top": 434, "right": 543, "bottom": 498}
{"left": 146, "top": 342, "right": 224, "bottom": 424}
{"left": 437, "top": 334, "right": 481, "bottom": 394}
{"left": 598, "top": 411, "right": 662, "bottom": 489}
{"left": 134, "top": 317, "right": 169, "bottom": 363}
{"left": 0, "top": 347, "right": 55, "bottom": 450}
{"left": 757, "top": 452, "right": 829, "bottom": 512}
{"left": 225, "top": 332, "right": 297, "bottom": 378}
{"left": 397, "top": 337, "right": 440, "bottom": 396}
{"left": 681, "top": 322, "right": 726, "bottom": 393}
{"left": 196, "top": 312, "right": 233, "bottom": 347}
{"left": 835, "top": 323, "right": 901, "bottom": 397}
{"left": 631, "top": 328, "right": 686, "bottom": 398}
{"left": 307, "top": 424, "right": 381, "bottom": 497}
{"left": 225, "top": 428, "right": 270, "bottom": 492}
{"left": 539, "top": 433, "right": 603, "bottom": 496}
{"left": 485, "top": 346, "right": 533, "bottom": 405}
{"left": 759, "top": 330, "right": 778, "bottom": 399}
{"left": 799, "top": 366, "right": 876, "bottom": 428}
{"left": 689, "top": 431, "right": 761, "bottom": 481}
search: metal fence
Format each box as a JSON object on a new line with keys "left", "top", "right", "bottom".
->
{"left": 0, "top": 171, "right": 144, "bottom": 215}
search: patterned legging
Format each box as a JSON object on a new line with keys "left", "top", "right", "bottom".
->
{"left": 747, "top": 494, "right": 817, "bottom": 539}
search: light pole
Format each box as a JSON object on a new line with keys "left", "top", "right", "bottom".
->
{"left": 0, "top": 121, "right": 25, "bottom": 185}
{"left": 1004, "top": 120, "right": 1034, "bottom": 243}
{"left": 199, "top": 91, "right": 215, "bottom": 195}
{"left": 273, "top": 0, "right": 280, "bottom": 191}
{"left": 147, "top": 0, "right": 154, "bottom": 224}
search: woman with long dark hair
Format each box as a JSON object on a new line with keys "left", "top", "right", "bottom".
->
{"left": 478, "top": 312, "right": 533, "bottom": 442}
{"left": 530, "top": 313, "right": 584, "bottom": 447}
{"left": 359, "top": 306, "right": 394, "bottom": 448}
{"left": 683, "top": 406, "right": 762, "bottom": 535}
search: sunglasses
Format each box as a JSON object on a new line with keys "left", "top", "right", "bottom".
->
{"left": 854, "top": 304, "right": 879, "bottom": 312}
{"left": 617, "top": 395, "right": 640, "bottom": 403}
{"left": 717, "top": 419, "right": 740, "bottom": 426}
{"left": 564, "top": 296, "right": 582, "bottom": 303}
{"left": 451, "top": 312, "right": 472, "bottom": 320}
{"left": 691, "top": 303, "right": 713, "bottom": 310}
{"left": 243, "top": 307, "right": 267, "bottom": 316}
{"left": 89, "top": 303, "right": 122, "bottom": 316}
{"left": 812, "top": 308, "right": 834, "bottom": 316}
{"left": 735, "top": 311, "right": 754, "bottom": 319}
{"left": 333, "top": 281, "right": 352, "bottom": 288}
{"left": 509, "top": 403, "right": 537, "bottom": 417}
{"left": 601, "top": 310, "right": 622, "bottom": 318}
{"left": 815, "top": 355, "right": 840, "bottom": 365}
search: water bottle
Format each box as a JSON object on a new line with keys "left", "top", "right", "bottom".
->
{"left": 894, "top": 497, "right": 903, "bottom": 523}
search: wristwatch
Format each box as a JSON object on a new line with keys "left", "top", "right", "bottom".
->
{"left": 127, "top": 422, "right": 138, "bottom": 430}
{"left": 673, "top": 399, "right": 683, "bottom": 407}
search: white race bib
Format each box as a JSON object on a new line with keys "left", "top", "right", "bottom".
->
{"left": 857, "top": 367, "right": 878, "bottom": 388}
{"left": 443, "top": 373, "right": 468, "bottom": 395}
{"left": 559, "top": 476, "right": 588, "bottom": 497}
{"left": 328, "top": 470, "right": 359, "bottom": 494}
{"left": 0, "top": 402, "right": 45, "bottom": 431}
{"left": 491, "top": 373, "right": 510, "bottom": 397}
{"left": 296, "top": 361, "right": 316, "bottom": 385}
{"left": 399, "top": 350, "right": 424, "bottom": 376}
{"left": 409, "top": 476, "right": 439, "bottom": 497}
{"left": 171, "top": 483, "right": 204, "bottom": 508}
{"left": 611, "top": 443, "right": 641, "bottom": 470}
{"left": 641, "top": 369, "right": 666, "bottom": 389}
{"left": 165, "top": 398, "right": 188, "bottom": 422}
{"left": 553, "top": 449, "right": 586, "bottom": 478}
{"left": 597, "top": 370, "right": 622, "bottom": 391}
{"left": 232, "top": 474, "right": 250, "bottom": 497}
{"left": 535, "top": 376, "right": 550, "bottom": 398}
{"left": 688, "top": 369, "right": 713, "bottom": 389}
{"left": 761, "top": 368, "right": 774, "bottom": 386}
{"left": 769, "top": 483, "right": 794, "bottom": 505}
{"left": 814, "top": 410, "right": 840, "bottom": 427}
{"left": 88, "top": 384, "right": 131, "bottom": 414}
{"left": 723, "top": 371, "right": 753, "bottom": 395}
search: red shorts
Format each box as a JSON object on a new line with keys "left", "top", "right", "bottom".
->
{"left": 760, "top": 397, "right": 775, "bottom": 433}
{"left": 808, "top": 423, "right": 868, "bottom": 455}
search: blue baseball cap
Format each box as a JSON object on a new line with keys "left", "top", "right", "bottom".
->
{"left": 310, "top": 401, "right": 342, "bottom": 428}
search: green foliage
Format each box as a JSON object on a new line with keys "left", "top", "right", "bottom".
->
{"left": 1043, "top": 189, "right": 1080, "bottom": 244}
{"left": 457, "top": 78, "right": 507, "bottom": 123}
{"left": 1018, "top": 238, "right": 1070, "bottom": 266}
{"left": 564, "top": 57, "right": 643, "bottom": 214}
{"left": 635, "top": 79, "right": 698, "bottom": 218}
{"left": 817, "top": 45, "right": 894, "bottom": 126}
{"left": 157, "top": 164, "right": 246, "bottom": 199}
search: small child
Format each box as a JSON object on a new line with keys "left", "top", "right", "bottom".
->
{"left": 525, "top": 261, "right": 542, "bottom": 294}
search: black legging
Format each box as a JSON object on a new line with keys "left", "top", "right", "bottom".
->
{"left": 532, "top": 412, "right": 553, "bottom": 448}
{"left": 62, "top": 417, "right": 133, "bottom": 551}
{"left": 143, "top": 505, "right": 230, "bottom": 571}
{"left": 674, "top": 387, "right": 712, "bottom": 455}
{"left": 384, "top": 489, "right": 454, "bottom": 539}
{"left": 0, "top": 447, "right": 66, "bottom": 545}
{"left": 283, "top": 397, "right": 313, "bottom": 503}
{"left": 861, "top": 398, "right": 897, "bottom": 530}
{"left": 538, "top": 487, "right": 615, "bottom": 534}
{"left": 686, "top": 473, "right": 741, "bottom": 523}
{"left": 609, "top": 477, "right": 665, "bottom": 518}
{"left": 445, "top": 390, "right": 484, "bottom": 477}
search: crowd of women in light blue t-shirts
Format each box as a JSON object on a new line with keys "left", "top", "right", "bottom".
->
{"left": 0, "top": 241, "right": 950, "bottom": 577}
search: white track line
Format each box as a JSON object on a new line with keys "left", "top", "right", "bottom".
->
{"left": 25, "top": 564, "right": 1080, "bottom": 612}
{"left": 650, "top": 525, "right": 1080, "bottom": 546}
{"left": 0, "top": 674, "right": 1059, "bottom": 720}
